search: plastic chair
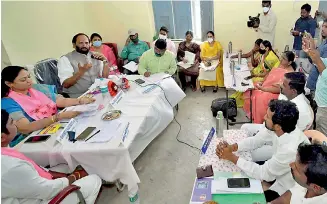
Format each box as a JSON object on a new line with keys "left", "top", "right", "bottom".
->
{"left": 34, "top": 58, "right": 62, "bottom": 94}
{"left": 48, "top": 185, "right": 86, "bottom": 204}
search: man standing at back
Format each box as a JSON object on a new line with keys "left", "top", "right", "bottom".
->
{"left": 254, "top": 0, "right": 277, "bottom": 46}
{"left": 58, "top": 33, "right": 110, "bottom": 98}
{"left": 152, "top": 26, "right": 176, "bottom": 56}
{"left": 291, "top": 3, "right": 316, "bottom": 58}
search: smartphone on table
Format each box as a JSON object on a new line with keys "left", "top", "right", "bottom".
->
{"left": 76, "top": 127, "right": 96, "bottom": 141}
{"left": 227, "top": 178, "right": 251, "bottom": 188}
{"left": 135, "top": 78, "right": 145, "bottom": 85}
{"left": 25, "top": 135, "right": 51, "bottom": 143}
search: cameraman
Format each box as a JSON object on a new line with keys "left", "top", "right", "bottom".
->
{"left": 253, "top": 0, "right": 277, "bottom": 46}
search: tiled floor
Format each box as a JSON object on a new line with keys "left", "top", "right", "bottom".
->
{"left": 98, "top": 88, "right": 246, "bottom": 204}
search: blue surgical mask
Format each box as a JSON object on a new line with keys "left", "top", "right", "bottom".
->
{"left": 93, "top": 41, "right": 102, "bottom": 47}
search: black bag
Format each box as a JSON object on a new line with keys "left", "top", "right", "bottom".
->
{"left": 211, "top": 98, "right": 237, "bottom": 121}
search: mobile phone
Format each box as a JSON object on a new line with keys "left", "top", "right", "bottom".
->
{"left": 227, "top": 178, "right": 251, "bottom": 188}
{"left": 25, "top": 135, "right": 51, "bottom": 143}
{"left": 76, "top": 127, "right": 96, "bottom": 140}
{"left": 135, "top": 78, "right": 145, "bottom": 85}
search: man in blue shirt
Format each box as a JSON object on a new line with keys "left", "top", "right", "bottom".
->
{"left": 291, "top": 3, "right": 316, "bottom": 58}
{"left": 306, "top": 20, "right": 327, "bottom": 93}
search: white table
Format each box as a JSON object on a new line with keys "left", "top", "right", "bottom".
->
{"left": 223, "top": 53, "right": 254, "bottom": 129}
{"left": 15, "top": 74, "right": 186, "bottom": 193}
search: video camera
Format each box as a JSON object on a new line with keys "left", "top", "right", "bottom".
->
{"left": 247, "top": 14, "right": 260, "bottom": 28}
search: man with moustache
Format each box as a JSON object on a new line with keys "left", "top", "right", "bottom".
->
{"left": 271, "top": 143, "right": 327, "bottom": 203}
{"left": 216, "top": 100, "right": 310, "bottom": 202}
{"left": 57, "top": 33, "right": 110, "bottom": 98}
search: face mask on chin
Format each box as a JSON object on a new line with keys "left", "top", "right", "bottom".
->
{"left": 154, "top": 51, "right": 162, "bottom": 57}
{"left": 76, "top": 46, "right": 89, "bottom": 55}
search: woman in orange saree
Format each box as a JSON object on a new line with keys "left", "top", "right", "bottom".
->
{"left": 243, "top": 51, "right": 297, "bottom": 123}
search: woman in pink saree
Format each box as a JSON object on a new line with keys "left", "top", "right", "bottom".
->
{"left": 243, "top": 51, "right": 296, "bottom": 123}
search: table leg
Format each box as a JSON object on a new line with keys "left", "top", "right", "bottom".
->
{"left": 226, "top": 89, "right": 229, "bottom": 130}
{"left": 250, "top": 89, "right": 253, "bottom": 123}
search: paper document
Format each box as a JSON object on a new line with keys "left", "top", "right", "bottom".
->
{"left": 65, "top": 104, "right": 99, "bottom": 112}
{"left": 200, "top": 60, "right": 219, "bottom": 71}
{"left": 185, "top": 51, "right": 195, "bottom": 64}
{"left": 123, "top": 61, "right": 138, "bottom": 72}
{"left": 211, "top": 178, "right": 263, "bottom": 194}
{"left": 177, "top": 61, "right": 192, "bottom": 69}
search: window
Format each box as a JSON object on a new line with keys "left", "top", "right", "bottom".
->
{"left": 152, "top": 0, "right": 214, "bottom": 41}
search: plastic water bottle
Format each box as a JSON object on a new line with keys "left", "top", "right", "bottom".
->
{"left": 99, "top": 78, "right": 109, "bottom": 102}
{"left": 216, "top": 111, "right": 224, "bottom": 138}
{"left": 128, "top": 186, "right": 140, "bottom": 204}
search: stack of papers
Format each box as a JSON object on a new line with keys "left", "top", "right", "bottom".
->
{"left": 200, "top": 60, "right": 219, "bottom": 71}
{"left": 211, "top": 178, "right": 263, "bottom": 194}
{"left": 123, "top": 61, "right": 138, "bottom": 72}
{"left": 177, "top": 51, "right": 196, "bottom": 69}
{"left": 65, "top": 104, "right": 99, "bottom": 118}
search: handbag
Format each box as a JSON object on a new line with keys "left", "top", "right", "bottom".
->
{"left": 211, "top": 98, "right": 237, "bottom": 122}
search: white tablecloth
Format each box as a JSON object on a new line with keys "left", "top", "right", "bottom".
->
{"left": 15, "top": 74, "right": 186, "bottom": 192}
{"left": 223, "top": 53, "right": 254, "bottom": 92}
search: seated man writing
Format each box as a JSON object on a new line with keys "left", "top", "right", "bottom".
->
{"left": 138, "top": 39, "right": 177, "bottom": 77}
{"left": 241, "top": 72, "right": 313, "bottom": 162}
{"left": 271, "top": 143, "right": 327, "bottom": 203}
{"left": 1, "top": 109, "right": 102, "bottom": 204}
{"left": 121, "top": 29, "right": 149, "bottom": 74}
{"left": 58, "top": 33, "right": 110, "bottom": 98}
{"left": 216, "top": 100, "right": 310, "bottom": 202}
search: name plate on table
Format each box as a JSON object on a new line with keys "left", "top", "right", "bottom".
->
{"left": 56, "top": 119, "right": 77, "bottom": 143}
{"left": 201, "top": 127, "right": 215, "bottom": 154}
{"left": 110, "top": 90, "right": 125, "bottom": 107}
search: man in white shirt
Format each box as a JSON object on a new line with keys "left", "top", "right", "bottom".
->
{"left": 271, "top": 143, "right": 327, "bottom": 204}
{"left": 57, "top": 33, "right": 110, "bottom": 98}
{"left": 152, "top": 26, "right": 177, "bottom": 56}
{"left": 254, "top": 0, "right": 277, "bottom": 46}
{"left": 241, "top": 72, "right": 313, "bottom": 162}
{"left": 1, "top": 109, "right": 102, "bottom": 204}
{"left": 216, "top": 100, "right": 310, "bottom": 202}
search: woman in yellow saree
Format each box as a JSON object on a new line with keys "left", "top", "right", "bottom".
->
{"left": 231, "top": 40, "right": 280, "bottom": 107}
{"left": 199, "top": 31, "right": 224, "bottom": 93}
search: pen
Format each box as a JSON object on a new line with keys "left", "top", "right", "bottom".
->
{"left": 85, "top": 130, "right": 100, "bottom": 142}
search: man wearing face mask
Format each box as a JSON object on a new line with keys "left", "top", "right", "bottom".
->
{"left": 138, "top": 39, "right": 177, "bottom": 77}
{"left": 216, "top": 100, "right": 310, "bottom": 202}
{"left": 121, "top": 29, "right": 149, "bottom": 74}
{"left": 254, "top": 0, "right": 277, "bottom": 46}
{"left": 152, "top": 26, "right": 176, "bottom": 56}
{"left": 57, "top": 33, "right": 110, "bottom": 98}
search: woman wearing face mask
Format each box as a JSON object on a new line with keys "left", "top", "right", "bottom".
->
{"left": 243, "top": 51, "right": 296, "bottom": 123}
{"left": 1, "top": 66, "right": 95, "bottom": 147}
{"left": 177, "top": 31, "right": 201, "bottom": 92}
{"left": 230, "top": 39, "right": 279, "bottom": 107}
{"left": 198, "top": 31, "right": 224, "bottom": 93}
{"left": 90, "top": 33, "right": 118, "bottom": 73}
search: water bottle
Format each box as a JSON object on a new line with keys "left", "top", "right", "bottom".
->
{"left": 99, "top": 78, "right": 109, "bottom": 102}
{"left": 216, "top": 111, "right": 224, "bottom": 138}
{"left": 128, "top": 185, "right": 140, "bottom": 204}
{"left": 238, "top": 50, "right": 242, "bottom": 65}
{"left": 228, "top": 41, "right": 233, "bottom": 54}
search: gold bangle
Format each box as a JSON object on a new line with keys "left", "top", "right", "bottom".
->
{"left": 68, "top": 174, "right": 77, "bottom": 181}
{"left": 75, "top": 172, "right": 81, "bottom": 179}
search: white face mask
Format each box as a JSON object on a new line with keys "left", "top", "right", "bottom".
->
{"left": 208, "top": 37, "right": 213, "bottom": 43}
{"left": 159, "top": 34, "right": 167, "bottom": 40}
{"left": 263, "top": 7, "right": 270, "bottom": 13}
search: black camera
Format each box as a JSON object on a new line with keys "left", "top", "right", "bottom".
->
{"left": 247, "top": 14, "right": 260, "bottom": 28}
